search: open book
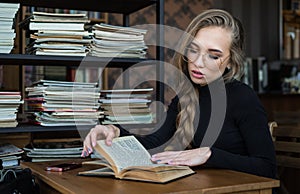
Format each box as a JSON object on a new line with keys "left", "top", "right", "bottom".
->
{"left": 78, "top": 136, "right": 195, "bottom": 183}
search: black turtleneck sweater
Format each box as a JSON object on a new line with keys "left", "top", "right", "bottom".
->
{"left": 119, "top": 79, "right": 277, "bottom": 179}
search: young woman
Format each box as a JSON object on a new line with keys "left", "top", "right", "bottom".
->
{"left": 82, "top": 9, "right": 277, "bottom": 179}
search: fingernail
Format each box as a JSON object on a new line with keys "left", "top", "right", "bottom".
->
{"left": 88, "top": 148, "right": 92, "bottom": 154}
{"left": 81, "top": 151, "right": 87, "bottom": 157}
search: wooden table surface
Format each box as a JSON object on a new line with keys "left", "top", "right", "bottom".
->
{"left": 22, "top": 160, "right": 279, "bottom": 194}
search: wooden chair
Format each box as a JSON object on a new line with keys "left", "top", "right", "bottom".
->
{"left": 269, "top": 122, "right": 300, "bottom": 169}
{"left": 269, "top": 121, "right": 300, "bottom": 193}
{"left": 273, "top": 111, "right": 300, "bottom": 126}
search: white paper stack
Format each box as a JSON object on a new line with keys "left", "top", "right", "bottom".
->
{"left": 100, "top": 88, "right": 153, "bottom": 124}
{"left": 25, "top": 80, "right": 103, "bottom": 126}
{"left": 27, "top": 12, "right": 92, "bottom": 56}
{"left": 0, "top": 3, "right": 20, "bottom": 54}
{"left": 24, "top": 140, "right": 83, "bottom": 162}
{"left": 90, "top": 23, "right": 148, "bottom": 58}
{"left": 0, "top": 91, "right": 23, "bottom": 128}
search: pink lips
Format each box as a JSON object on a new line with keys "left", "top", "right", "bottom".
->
{"left": 191, "top": 70, "right": 204, "bottom": 79}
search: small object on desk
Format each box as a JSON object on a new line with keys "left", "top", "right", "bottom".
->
{"left": 45, "top": 162, "right": 82, "bottom": 172}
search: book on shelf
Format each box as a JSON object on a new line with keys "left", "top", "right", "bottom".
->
{"left": 0, "top": 143, "right": 23, "bottom": 169}
{"left": 24, "top": 140, "right": 83, "bottom": 162}
{"left": 0, "top": 143, "right": 24, "bottom": 158}
{"left": 0, "top": 155, "right": 21, "bottom": 169}
{"left": 33, "top": 79, "right": 98, "bottom": 87}
{"left": 242, "top": 57, "right": 268, "bottom": 93}
{"left": 93, "top": 23, "right": 147, "bottom": 35}
{"left": 35, "top": 50, "right": 88, "bottom": 57}
{"left": 30, "top": 11, "right": 90, "bottom": 23}
{"left": 78, "top": 136, "right": 195, "bottom": 183}
{"left": 29, "top": 22, "right": 86, "bottom": 31}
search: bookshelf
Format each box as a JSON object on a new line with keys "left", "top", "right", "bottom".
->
{"left": 0, "top": 0, "right": 165, "bottom": 133}
{"left": 282, "top": 9, "right": 300, "bottom": 59}
{"left": 269, "top": 0, "right": 300, "bottom": 94}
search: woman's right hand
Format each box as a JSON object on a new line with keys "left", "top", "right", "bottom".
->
{"left": 81, "top": 124, "right": 120, "bottom": 157}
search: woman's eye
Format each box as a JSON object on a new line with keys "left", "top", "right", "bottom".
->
{"left": 189, "top": 48, "right": 198, "bottom": 54}
{"left": 209, "top": 54, "right": 219, "bottom": 60}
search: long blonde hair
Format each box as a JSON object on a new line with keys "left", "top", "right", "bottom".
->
{"left": 166, "top": 9, "right": 245, "bottom": 151}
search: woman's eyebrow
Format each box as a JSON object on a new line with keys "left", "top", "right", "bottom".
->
{"left": 190, "top": 42, "right": 223, "bottom": 54}
{"left": 208, "top": 48, "right": 223, "bottom": 54}
{"left": 189, "top": 42, "right": 200, "bottom": 48}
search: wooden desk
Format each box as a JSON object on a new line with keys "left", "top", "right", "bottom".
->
{"left": 22, "top": 161, "right": 279, "bottom": 194}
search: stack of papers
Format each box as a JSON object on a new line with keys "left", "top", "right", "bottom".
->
{"left": 25, "top": 80, "right": 103, "bottom": 126}
{"left": 0, "top": 91, "right": 23, "bottom": 128}
{"left": 24, "top": 140, "right": 83, "bottom": 162}
{"left": 90, "top": 23, "right": 148, "bottom": 58}
{"left": 100, "top": 88, "right": 154, "bottom": 124}
{"left": 0, "top": 3, "right": 20, "bottom": 53}
{"left": 26, "top": 11, "right": 92, "bottom": 56}
{"left": 0, "top": 143, "right": 23, "bottom": 169}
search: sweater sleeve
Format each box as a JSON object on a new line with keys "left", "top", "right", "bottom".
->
{"left": 206, "top": 85, "right": 277, "bottom": 179}
{"left": 119, "top": 97, "right": 179, "bottom": 151}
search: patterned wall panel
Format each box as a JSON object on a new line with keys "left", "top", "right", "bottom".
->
{"left": 106, "top": 0, "right": 212, "bottom": 104}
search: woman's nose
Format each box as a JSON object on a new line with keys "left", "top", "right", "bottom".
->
{"left": 193, "top": 54, "right": 205, "bottom": 67}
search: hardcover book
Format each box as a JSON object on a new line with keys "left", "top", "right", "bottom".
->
{"left": 78, "top": 136, "right": 195, "bottom": 183}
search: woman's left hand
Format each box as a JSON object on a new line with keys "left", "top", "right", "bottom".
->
{"left": 151, "top": 147, "right": 211, "bottom": 166}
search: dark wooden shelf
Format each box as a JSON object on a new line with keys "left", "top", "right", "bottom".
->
{"left": 0, "top": 124, "right": 92, "bottom": 133}
{"left": 0, "top": 54, "right": 156, "bottom": 68}
{"left": 0, "top": 123, "right": 156, "bottom": 133}
{"left": 0, "top": 0, "right": 156, "bottom": 14}
{"left": 0, "top": 0, "right": 164, "bottom": 135}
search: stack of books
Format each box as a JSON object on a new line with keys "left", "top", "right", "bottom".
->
{"left": 100, "top": 88, "right": 154, "bottom": 124}
{"left": 0, "top": 143, "right": 24, "bottom": 169}
{"left": 0, "top": 91, "right": 23, "bottom": 128}
{"left": 24, "top": 140, "right": 83, "bottom": 162}
{"left": 26, "top": 11, "right": 92, "bottom": 56}
{"left": 0, "top": 3, "right": 20, "bottom": 54}
{"left": 90, "top": 23, "right": 148, "bottom": 58}
{"left": 25, "top": 80, "right": 103, "bottom": 126}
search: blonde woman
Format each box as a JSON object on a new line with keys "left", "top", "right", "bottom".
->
{"left": 82, "top": 9, "right": 276, "bottom": 179}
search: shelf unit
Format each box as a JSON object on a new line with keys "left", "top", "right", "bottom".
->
{"left": 0, "top": 0, "right": 164, "bottom": 133}
{"left": 281, "top": 0, "right": 300, "bottom": 59}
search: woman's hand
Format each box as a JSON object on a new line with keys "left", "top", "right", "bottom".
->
{"left": 150, "top": 147, "right": 211, "bottom": 166}
{"left": 81, "top": 124, "right": 120, "bottom": 157}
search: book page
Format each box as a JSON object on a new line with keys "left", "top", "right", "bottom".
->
{"left": 96, "top": 136, "right": 153, "bottom": 173}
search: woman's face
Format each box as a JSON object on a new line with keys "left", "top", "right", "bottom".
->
{"left": 187, "top": 26, "right": 231, "bottom": 86}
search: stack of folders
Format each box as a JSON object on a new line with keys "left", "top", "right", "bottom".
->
{"left": 90, "top": 23, "right": 148, "bottom": 58}
{"left": 25, "top": 11, "right": 92, "bottom": 56}
{"left": 100, "top": 88, "right": 154, "bottom": 124}
{"left": 24, "top": 80, "right": 103, "bottom": 126}
{"left": 0, "top": 143, "right": 24, "bottom": 169}
{"left": 0, "top": 3, "right": 20, "bottom": 54}
{"left": 24, "top": 140, "right": 83, "bottom": 162}
{"left": 0, "top": 91, "right": 23, "bottom": 128}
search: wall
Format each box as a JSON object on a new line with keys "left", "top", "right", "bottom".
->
{"left": 212, "top": 0, "right": 281, "bottom": 62}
